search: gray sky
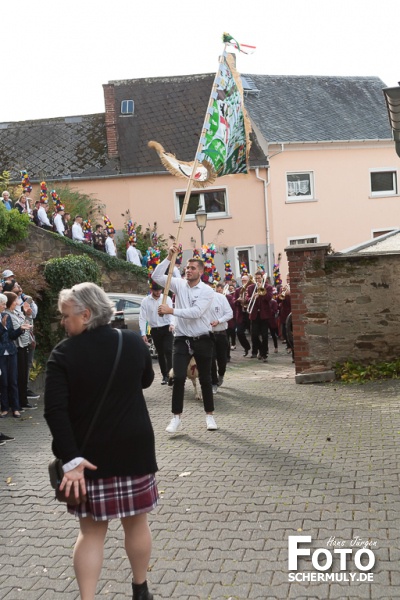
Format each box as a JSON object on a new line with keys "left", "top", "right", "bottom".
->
{"left": 3, "top": 0, "right": 399, "bottom": 122}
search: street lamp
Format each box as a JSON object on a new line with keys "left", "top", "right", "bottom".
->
{"left": 383, "top": 84, "right": 400, "bottom": 157}
{"left": 195, "top": 207, "right": 207, "bottom": 246}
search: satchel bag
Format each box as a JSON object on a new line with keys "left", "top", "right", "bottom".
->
{"left": 48, "top": 329, "right": 123, "bottom": 504}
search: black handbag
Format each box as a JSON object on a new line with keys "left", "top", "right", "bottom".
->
{"left": 48, "top": 329, "right": 123, "bottom": 505}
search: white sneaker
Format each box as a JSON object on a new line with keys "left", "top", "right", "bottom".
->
{"left": 206, "top": 415, "right": 218, "bottom": 430}
{"left": 166, "top": 415, "right": 182, "bottom": 433}
{"left": 212, "top": 384, "right": 218, "bottom": 394}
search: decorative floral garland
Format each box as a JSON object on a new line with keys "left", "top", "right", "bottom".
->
{"left": 127, "top": 219, "right": 137, "bottom": 244}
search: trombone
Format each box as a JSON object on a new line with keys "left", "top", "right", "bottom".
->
{"left": 247, "top": 274, "right": 268, "bottom": 314}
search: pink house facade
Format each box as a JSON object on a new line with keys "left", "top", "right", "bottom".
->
{"left": 1, "top": 72, "right": 396, "bottom": 282}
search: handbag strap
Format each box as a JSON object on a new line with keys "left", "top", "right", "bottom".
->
{"left": 80, "top": 328, "right": 123, "bottom": 453}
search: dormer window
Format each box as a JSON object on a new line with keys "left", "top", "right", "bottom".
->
{"left": 121, "top": 100, "right": 134, "bottom": 115}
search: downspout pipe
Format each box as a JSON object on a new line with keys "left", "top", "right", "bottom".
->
{"left": 255, "top": 144, "right": 284, "bottom": 277}
{"left": 255, "top": 166, "right": 271, "bottom": 277}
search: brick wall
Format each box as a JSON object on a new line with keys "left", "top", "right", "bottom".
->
{"left": 286, "top": 243, "right": 400, "bottom": 376}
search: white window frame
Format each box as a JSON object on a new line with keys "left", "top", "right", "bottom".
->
{"left": 370, "top": 168, "right": 398, "bottom": 197}
{"left": 286, "top": 171, "right": 315, "bottom": 203}
{"left": 121, "top": 100, "right": 134, "bottom": 115}
{"left": 174, "top": 187, "right": 229, "bottom": 220}
{"left": 234, "top": 245, "right": 256, "bottom": 276}
{"left": 288, "top": 234, "right": 320, "bottom": 246}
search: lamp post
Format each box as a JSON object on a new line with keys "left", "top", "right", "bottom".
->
{"left": 195, "top": 207, "right": 207, "bottom": 246}
{"left": 383, "top": 84, "right": 400, "bottom": 157}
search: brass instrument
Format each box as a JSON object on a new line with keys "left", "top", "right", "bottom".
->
{"left": 247, "top": 274, "right": 268, "bottom": 313}
{"left": 278, "top": 283, "right": 290, "bottom": 300}
{"left": 238, "top": 274, "right": 254, "bottom": 308}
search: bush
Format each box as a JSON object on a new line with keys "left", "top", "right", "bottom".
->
{"left": 335, "top": 359, "right": 400, "bottom": 383}
{"left": 0, "top": 252, "right": 48, "bottom": 299}
{"left": 44, "top": 254, "right": 101, "bottom": 293}
{"left": 0, "top": 203, "right": 30, "bottom": 249}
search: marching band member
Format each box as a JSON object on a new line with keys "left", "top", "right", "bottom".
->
{"left": 246, "top": 271, "right": 273, "bottom": 362}
{"left": 234, "top": 275, "right": 252, "bottom": 357}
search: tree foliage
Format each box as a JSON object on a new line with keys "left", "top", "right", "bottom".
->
{"left": 0, "top": 203, "right": 30, "bottom": 249}
{"left": 52, "top": 185, "right": 105, "bottom": 222}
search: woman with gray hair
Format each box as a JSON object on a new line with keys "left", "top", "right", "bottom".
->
{"left": 44, "top": 282, "right": 157, "bottom": 600}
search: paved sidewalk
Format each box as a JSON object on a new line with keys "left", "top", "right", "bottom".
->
{"left": 1, "top": 345, "right": 399, "bottom": 599}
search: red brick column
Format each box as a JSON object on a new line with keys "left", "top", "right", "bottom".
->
{"left": 285, "top": 243, "right": 331, "bottom": 378}
{"left": 103, "top": 84, "right": 119, "bottom": 158}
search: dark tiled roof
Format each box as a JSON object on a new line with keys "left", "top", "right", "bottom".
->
{"left": 111, "top": 74, "right": 267, "bottom": 174}
{"left": 0, "top": 114, "right": 119, "bottom": 181}
{"left": 242, "top": 75, "right": 392, "bottom": 143}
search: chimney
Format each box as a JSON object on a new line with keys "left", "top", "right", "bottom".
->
{"left": 103, "top": 83, "right": 119, "bottom": 158}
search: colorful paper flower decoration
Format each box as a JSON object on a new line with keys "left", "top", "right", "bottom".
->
{"left": 273, "top": 263, "right": 282, "bottom": 287}
{"left": 126, "top": 219, "right": 137, "bottom": 244}
{"left": 20, "top": 170, "right": 32, "bottom": 193}
{"left": 147, "top": 247, "right": 161, "bottom": 287}
{"left": 40, "top": 181, "right": 48, "bottom": 203}
{"left": 240, "top": 262, "right": 248, "bottom": 275}
{"left": 175, "top": 243, "right": 183, "bottom": 266}
{"left": 224, "top": 260, "right": 233, "bottom": 281}
{"left": 103, "top": 215, "right": 115, "bottom": 234}
{"left": 200, "top": 243, "right": 217, "bottom": 284}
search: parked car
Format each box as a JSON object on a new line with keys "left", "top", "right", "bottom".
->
{"left": 107, "top": 293, "right": 158, "bottom": 358}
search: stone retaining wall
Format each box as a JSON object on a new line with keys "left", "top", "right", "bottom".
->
{"left": 4, "top": 224, "right": 148, "bottom": 294}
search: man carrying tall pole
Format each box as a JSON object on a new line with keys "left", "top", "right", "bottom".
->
{"left": 149, "top": 32, "right": 254, "bottom": 434}
{"left": 152, "top": 244, "right": 216, "bottom": 433}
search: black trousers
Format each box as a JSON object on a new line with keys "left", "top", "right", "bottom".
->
{"left": 237, "top": 313, "right": 251, "bottom": 352}
{"left": 250, "top": 316, "right": 269, "bottom": 358}
{"left": 150, "top": 325, "right": 173, "bottom": 377}
{"left": 17, "top": 346, "right": 29, "bottom": 407}
{"left": 172, "top": 335, "right": 214, "bottom": 414}
{"left": 211, "top": 332, "right": 229, "bottom": 384}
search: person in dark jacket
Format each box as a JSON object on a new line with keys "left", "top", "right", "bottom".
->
{"left": 44, "top": 282, "right": 157, "bottom": 600}
{"left": 0, "top": 293, "right": 31, "bottom": 418}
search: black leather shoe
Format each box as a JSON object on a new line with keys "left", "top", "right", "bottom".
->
{"left": 243, "top": 350, "right": 249, "bottom": 357}
{"left": 132, "top": 581, "right": 153, "bottom": 600}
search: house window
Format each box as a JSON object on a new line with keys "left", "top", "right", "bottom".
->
{"left": 121, "top": 100, "right": 134, "bottom": 115}
{"left": 175, "top": 189, "right": 227, "bottom": 218}
{"left": 286, "top": 172, "right": 315, "bottom": 202}
{"left": 288, "top": 235, "right": 319, "bottom": 245}
{"left": 370, "top": 170, "right": 397, "bottom": 197}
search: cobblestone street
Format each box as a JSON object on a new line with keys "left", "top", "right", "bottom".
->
{"left": 1, "top": 345, "right": 399, "bottom": 599}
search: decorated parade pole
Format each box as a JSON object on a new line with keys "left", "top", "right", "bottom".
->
{"left": 157, "top": 42, "right": 230, "bottom": 307}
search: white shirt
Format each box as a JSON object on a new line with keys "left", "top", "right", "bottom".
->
{"left": 126, "top": 245, "right": 141, "bottom": 266}
{"left": 208, "top": 292, "right": 233, "bottom": 332}
{"left": 72, "top": 222, "right": 85, "bottom": 242}
{"left": 54, "top": 213, "right": 64, "bottom": 235}
{"left": 152, "top": 257, "right": 214, "bottom": 337}
{"left": 38, "top": 206, "right": 51, "bottom": 227}
{"left": 139, "top": 294, "right": 174, "bottom": 335}
{"left": 105, "top": 237, "right": 116, "bottom": 256}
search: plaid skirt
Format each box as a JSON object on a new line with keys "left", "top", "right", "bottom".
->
{"left": 67, "top": 474, "right": 158, "bottom": 521}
